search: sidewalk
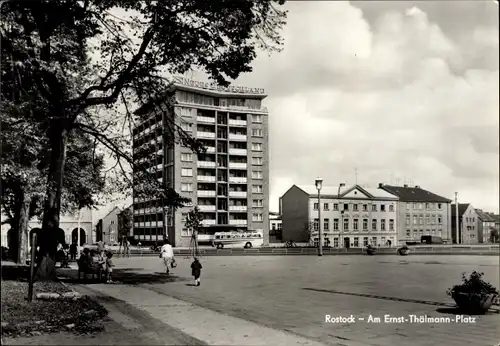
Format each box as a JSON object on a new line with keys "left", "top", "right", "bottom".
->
{"left": 68, "top": 283, "right": 341, "bottom": 346}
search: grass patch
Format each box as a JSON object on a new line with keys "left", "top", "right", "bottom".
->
{"left": 1, "top": 280, "right": 108, "bottom": 337}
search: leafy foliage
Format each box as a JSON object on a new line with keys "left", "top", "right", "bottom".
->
{"left": 185, "top": 206, "right": 203, "bottom": 234}
{"left": 489, "top": 228, "right": 499, "bottom": 243}
{"left": 447, "top": 271, "right": 499, "bottom": 297}
{"left": 118, "top": 207, "right": 133, "bottom": 238}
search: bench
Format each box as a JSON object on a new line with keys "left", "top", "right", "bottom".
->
{"left": 77, "top": 256, "right": 104, "bottom": 282}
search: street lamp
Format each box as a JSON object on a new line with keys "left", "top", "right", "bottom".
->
{"left": 315, "top": 177, "right": 323, "bottom": 256}
{"left": 338, "top": 183, "right": 345, "bottom": 248}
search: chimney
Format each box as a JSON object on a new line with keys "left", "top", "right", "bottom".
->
{"left": 403, "top": 184, "right": 408, "bottom": 188}
{"left": 378, "top": 183, "right": 383, "bottom": 188}
{"left": 415, "top": 185, "right": 420, "bottom": 189}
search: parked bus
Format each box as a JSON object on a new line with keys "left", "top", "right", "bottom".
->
{"left": 420, "top": 235, "right": 443, "bottom": 244}
{"left": 212, "top": 230, "right": 264, "bottom": 249}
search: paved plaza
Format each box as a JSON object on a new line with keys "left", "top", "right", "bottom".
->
{"left": 63, "top": 255, "right": 500, "bottom": 346}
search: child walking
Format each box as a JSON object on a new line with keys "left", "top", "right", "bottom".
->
{"left": 105, "top": 251, "right": 114, "bottom": 283}
{"left": 191, "top": 257, "right": 202, "bottom": 287}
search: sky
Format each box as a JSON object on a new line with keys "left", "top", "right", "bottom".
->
{"left": 94, "top": 1, "right": 499, "bottom": 222}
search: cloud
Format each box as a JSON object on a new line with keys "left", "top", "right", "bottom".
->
{"left": 234, "top": 2, "right": 499, "bottom": 213}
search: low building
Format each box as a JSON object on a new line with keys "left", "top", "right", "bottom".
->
{"left": 475, "top": 209, "right": 497, "bottom": 243}
{"left": 379, "top": 184, "right": 452, "bottom": 244}
{"left": 117, "top": 205, "right": 133, "bottom": 242}
{"left": 281, "top": 184, "right": 399, "bottom": 248}
{"left": 97, "top": 206, "right": 122, "bottom": 245}
{"left": 451, "top": 204, "right": 479, "bottom": 244}
{"left": 269, "top": 212, "right": 282, "bottom": 243}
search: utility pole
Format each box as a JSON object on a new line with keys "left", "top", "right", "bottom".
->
{"left": 455, "top": 192, "right": 460, "bottom": 244}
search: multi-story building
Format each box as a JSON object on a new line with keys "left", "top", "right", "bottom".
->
{"left": 379, "top": 184, "right": 452, "bottom": 245}
{"left": 96, "top": 206, "right": 121, "bottom": 245}
{"left": 451, "top": 203, "right": 479, "bottom": 244}
{"left": 475, "top": 209, "right": 497, "bottom": 243}
{"left": 132, "top": 77, "right": 270, "bottom": 246}
{"left": 281, "top": 184, "right": 399, "bottom": 248}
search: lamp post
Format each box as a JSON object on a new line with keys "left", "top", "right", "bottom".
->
{"left": 338, "top": 183, "right": 345, "bottom": 248}
{"left": 315, "top": 177, "right": 323, "bottom": 256}
{"left": 77, "top": 208, "right": 81, "bottom": 258}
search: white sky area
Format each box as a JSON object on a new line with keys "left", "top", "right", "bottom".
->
{"left": 94, "top": 1, "right": 499, "bottom": 222}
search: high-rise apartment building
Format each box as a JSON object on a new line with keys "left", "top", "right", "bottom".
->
{"left": 132, "top": 77, "right": 270, "bottom": 247}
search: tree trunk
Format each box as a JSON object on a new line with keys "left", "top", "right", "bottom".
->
{"left": 36, "top": 122, "right": 69, "bottom": 281}
{"left": 17, "top": 189, "right": 31, "bottom": 265}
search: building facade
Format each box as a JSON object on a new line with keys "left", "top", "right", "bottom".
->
{"left": 475, "top": 209, "right": 497, "bottom": 243}
{"left": 281, "top": 184, "right": 399, "bottom": 248}
{"left": 98, "top": 206, "right": 121, "bottom": 245}
{"left": 451, "top": 204, "right": 479, "bottom": 244}
{"left": 132, "top": 77, "right": 270, "bottom": 246}
{"left": 379, "top": 184, "right": 452, "bottom": 245}
{"left": 269, "top": 212, "right": 282, "bottom": 243}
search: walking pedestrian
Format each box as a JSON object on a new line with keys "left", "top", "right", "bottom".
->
{"left": 70, "top": 242, "right": 77, "bottom": 261}
{"left": 124, "top": 239, "right": 130, "bottom": 258}
{"left": 191, "top": 257, "right": 202, "bottom": 287}
{"left": 159, "top": 239, "right": 174, "bottom": 275}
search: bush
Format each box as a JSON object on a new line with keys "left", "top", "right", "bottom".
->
{"left": 446, "top": 271, "right": 499, "bottom": 297}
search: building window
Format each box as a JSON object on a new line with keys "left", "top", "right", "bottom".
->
{"left": 343, "top": 204, "right": 349, "bottom": 211}
{"left": 180, "top": 122, "right": 192, "bottom": 131}
{"left": 342, "top": 218, "right": 349, "bottom": 231}
{"left": 413, "top": 203, "right": 418, "bottom": 209}
{"left": 389, "top": 205, "right": 394, "bottom": 212}
{"left": 425, "top": 216, "right": 430, "bottom": 224}
{"left": 372, "top": 219, "right": 377, "bottom": 230}
{"left": 324, "top": 218, "right": 329, "bottom": 231}
{"left": 363, "top": 237, "right": 369, "bottom": 246}
{"left": 252, "top": 114, "right": 262, "bottom": 123}
{"left": 333, "top": 203, "right": 339, "bottom": 211}
{"left": 251, "top": 171, "right": 263, "bottom": 179}
{"left": 181, "top": 228, "right": 192, "bottom": 237}
{"left": 181, "top": 183, "right": 193, "bottom": 192}
{"left": 181, "top": 153, "right": 192, "bottom": 162}
{"left": 438, "top": 203, "right": 442, "bottom": 210}
{"left": 371, "top": 237, "right": 377, "bottom": 246}
{"left": 181, "top": 168, "right": 193, "bottom": 177}
{"left": 353, "top": 237, "right": 359, "bottom": 247}
{"left": 425, "top": 203, "right": 430, "bottom": 210}
{"left": 372, "top": 204, "right": 377, "bottom": 212}
{"left": 362, "top": 204, "right": 368, "bottom": 211}
{"left": 334, "top": 238, "right": 339, "bottom": 247}
{"left": 252, "top": 213, "right": 263, "bottom": 222}
{"left": 333, "top": 219, "right": 339, "bottom": 230}
{"left": 381, "top": 219, "right": 386, "bottom": 231}
{"left": 406, "top": 230, "right": 411, "bottom": 237}
{"left": 380, "top": 205, "right": 386, "bottom": 212}
{"left": 413, "top": 216, "right": 418, "bottom": 225}
{"left": 251, "top": 143, "right": 262, "bottom": 151}
{"left": 252, "top": 185, "right": 263, "bottom": 193}
{"left": 353, "top": 219, "right": 359, "bottom": 230}
{"left": 438, "top": 216, "right": 442, "bottom": 224}
{"left": 251, "top": 157, "right": 263, "bottom": 165}
{"left": 323, "top": 203, "right": 329, "bottom": 211}
{"left": 406, "top": 216, "right": 410, "bottom": 225}
{"left": 389, "top": 219, "right": 394, "bottom": 230}
{"left": 313, "top": 218, "right": 319, "bottom": 231}
{"left": 406, "top": 204, "right": 410, "bottom": 210}
{"left": 313, "top": 203, "right": 319, "bottom": 210}
{"left": 252, "top": 199, "right": 263, "bottom": 208}
{"left": 353, "top": 204, "right": 358, "bottom": 211}
{"left": 111, "top": 220, "right": 115, "bottom": 224}
{"left": 252, "top": 128, "right": 263, "bottom": 137}
{"left": 362, "top": 219, "right": 368, "bottom": 230}
{"left": 431, "top": 216, "right": 436, "bottom": 224}
{"left": 419, "top": 217, "right": 424, "bottom": 225}
{"left": 418, "top": 203, "right": 423, "bottom": 210}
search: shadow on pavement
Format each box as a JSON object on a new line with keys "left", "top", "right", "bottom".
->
{"left": 57, "top": 267, "right": 190, "bottom": 285}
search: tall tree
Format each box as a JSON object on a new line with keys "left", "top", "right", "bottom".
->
{"left": 1, "top": 0, "right": 286, "bottom": 277}
{"left": 185, "top": 206, "right": 203, "bottom": 258}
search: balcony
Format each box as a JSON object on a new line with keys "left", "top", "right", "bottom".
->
{"left": 197, "top": 116, "right": 215, "bottom": 124}
{"left": 197, "top": 131, "right": 216, "bottom": 139}
{"left": 228, "top": 119, "right": 247, "bottom": 126}
{"left": 198, "top": 205, "right": 216, "bottom": 212}
{"left": 202, "top": 219, "right": 217, "bottom": 226}
{"left": 197, "top": 190, "right": 216, "bottom": 197}
{"left": 229, "top": 177, "right": 247, "bottom": 184}
{"left": 228, "top": 162, "right": 247, "bottom": 170}
{"left": 197, "top": 161, "right": 216, "bottom": 168}
{"left": 229, "top": 205, "right": 247, "bottom": 212}
{"left": 229, "top": 191, "right": 247, "bottom": 198}
{"left": 229, "top": 219, "right": 248, "bottom": 226}
{"left": 228, "top": 148, "right": 247, "bottom": 156}
{"left": 204, "top": 146, "right": 216, "bottom": 154}
{"left": 197, "top": 175, "right": 216, "bottom": 183}
{"left": 228, "top": 133, "right": 247, "bottom": 141}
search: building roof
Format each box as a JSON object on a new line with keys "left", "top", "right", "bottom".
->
{"left": 451, "top": 204, "right": 470, "bottom": 217}
{"left": 102, "top": 206, "right": 122, "bottom": 220}
{"left": 475, "top": 209, "right": 497, "bottom": 222}
{"left": 294, "top": 184, "right": 398, "bottom": 199}
{"left": 380, "top": 184, "right": 451, "bottom": 203}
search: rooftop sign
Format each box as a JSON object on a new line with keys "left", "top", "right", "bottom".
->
{"left": 173, "top": 76, "right": 265, "bottom": 95}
